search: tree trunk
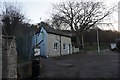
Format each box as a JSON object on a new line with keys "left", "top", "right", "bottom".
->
{"left": 79, "top": 32, "right": 84, "bottom": 50}
{"left": 76, "top": 34, "right": 81, "bottom": 52}
{"left": 81, "top": 33, "right": 84, "bottom": 49}
{"left": 76, "top": 32, "right": 84, "bottom": 52}
{"left": 76, "top": 37, "right": 80, "bottom": 51}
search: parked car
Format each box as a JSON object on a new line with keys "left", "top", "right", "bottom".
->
{"left": 110, "top": 39, "right": 120, "bottom": 51}
{"left": 110, "top": 43, "right": 117, "bottom": 51}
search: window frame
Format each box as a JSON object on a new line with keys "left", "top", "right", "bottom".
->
{"left": 63, "top": 43, "right": 66, "bottom": 50}
{"left": 53, "top": 42, "right": 58, "bottom": 51}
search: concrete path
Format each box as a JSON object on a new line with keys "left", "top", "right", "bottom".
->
{"left": 40, "top": 49, "right": 119, "bottom": 78}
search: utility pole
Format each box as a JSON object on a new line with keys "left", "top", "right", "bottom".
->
{"left": 96, "top": 27, "right": 100, "bottom": 53}
{"left": 96, "top": 22, "right": 115, "bottom": 53}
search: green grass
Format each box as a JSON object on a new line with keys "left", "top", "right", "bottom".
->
{"left": 84, "top": 44, "right": 109, "bottom": 51}
{"left": 100, "top": 44, "right": 109, "bottom": 50}
{"left": 84, "top": 45, "right": 97, "bottom": 51}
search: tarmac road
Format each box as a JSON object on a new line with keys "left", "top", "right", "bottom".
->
{"left": 40, "top": 49, "right": 119, "bottom": 78}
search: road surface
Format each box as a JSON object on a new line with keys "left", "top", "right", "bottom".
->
{"left": 40, "top": 49, "right": 119, "bottom": 78}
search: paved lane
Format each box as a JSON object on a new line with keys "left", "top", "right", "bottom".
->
{"left": 41, "top": 49, "right": 119, "bottom": 78}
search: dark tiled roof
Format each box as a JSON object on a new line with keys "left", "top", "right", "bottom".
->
{"left": 42, "top": 26, "right": 72, "bottom": 37}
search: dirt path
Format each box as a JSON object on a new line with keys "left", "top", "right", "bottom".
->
{"left": 40, "top": 49, "right": 119, "bottom": 78}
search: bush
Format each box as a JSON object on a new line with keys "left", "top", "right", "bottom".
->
{"left": 17, "top": 61, "right": 32, "bottom": 79}
{"left": 116, "top": 41, "right": 120, "bottom": 50}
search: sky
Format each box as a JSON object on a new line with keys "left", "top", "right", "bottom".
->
{"left": 1, "top": 0, "right": 120, "bottom": 31}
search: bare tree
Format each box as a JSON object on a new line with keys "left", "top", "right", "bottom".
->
{"left": 45, "top": 15, "right": 69, "bottom": 30}
{"left": 0, "top": 2, "right": 27, "bottom": 35}
{"left": 51, "top": 1, "right": 116, "bottom": 51}
{"left": 50, "top": 14, "right": 69, "bottom": 30}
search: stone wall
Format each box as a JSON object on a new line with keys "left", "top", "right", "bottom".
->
{"left": 2, "top": 35, "right": 17, "bottom": 79}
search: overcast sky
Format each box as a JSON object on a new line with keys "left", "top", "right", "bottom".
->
{"left": 1, "top": 0, "right": 120, "bottom": 31}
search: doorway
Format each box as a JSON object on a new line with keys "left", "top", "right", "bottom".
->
{"left": 68, "top": 44, "right": 71, "bottom": 54}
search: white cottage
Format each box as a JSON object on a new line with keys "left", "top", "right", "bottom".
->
{"left": 32, "top": 26, "right": 72, "bottom": 57}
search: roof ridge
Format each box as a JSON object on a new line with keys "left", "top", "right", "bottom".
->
{"left": 41, "top": 26, "right": 72, "bottom": 37}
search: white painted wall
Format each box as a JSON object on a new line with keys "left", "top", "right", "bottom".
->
{"left": 32, "top": 28, "right": 48, "bottom": 57}
{"left": 47, "top": 33, "right": 72, "bottom": 57}
{"left": 47, "top": 34, "right": 61, "bottom": 57}
{"left": 61, "top": 36, "right": 72, "bottom": 55}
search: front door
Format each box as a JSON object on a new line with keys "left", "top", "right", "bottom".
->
{"left": 68, "top": 44, "right": 71, "bottom": 54}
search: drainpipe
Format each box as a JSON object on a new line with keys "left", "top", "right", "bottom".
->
{"left": 56, "top": 35, "right": 62, "bottom": 55}
{"left": 60, "top": 35, "right": 61, "bottom": 55}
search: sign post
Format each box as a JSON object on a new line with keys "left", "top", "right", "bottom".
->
{"left": 32, "top": 46, "right": 40, "bottom": 80}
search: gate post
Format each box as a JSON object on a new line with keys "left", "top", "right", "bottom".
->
{"left": 2, "top": 35, "right": 17, "bottom": 79}
{"left": 32, "top": 46, "right": 40, "bottom": 80}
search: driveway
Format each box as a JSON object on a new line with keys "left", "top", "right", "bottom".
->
{"left": 40, "top": 49, "right": 119, "bottom": 78}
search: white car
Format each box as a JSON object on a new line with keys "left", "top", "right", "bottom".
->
{"left": 110, "top": 43, "right": 117, "bottom": 51}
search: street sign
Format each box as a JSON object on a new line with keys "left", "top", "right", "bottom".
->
{"left": 34, "top": 46, "right": 40, "bottom": 56}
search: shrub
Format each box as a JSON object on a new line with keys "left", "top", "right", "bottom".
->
{"left": 116, "top": 41, "right": 120, "bottom": 50}
{"left": 17, "top": 61, "right": 32, "bottom": 79}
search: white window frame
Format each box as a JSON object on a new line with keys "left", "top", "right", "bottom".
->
{"left": 54, "top": 42, "right": 58, "bottom": 51}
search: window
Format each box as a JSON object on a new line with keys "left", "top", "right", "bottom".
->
{"left": 63, "top": 43, "right": 66, "bottom": 50}
{"left": 54, "top": 43, "right": 58, "bottom": 51}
